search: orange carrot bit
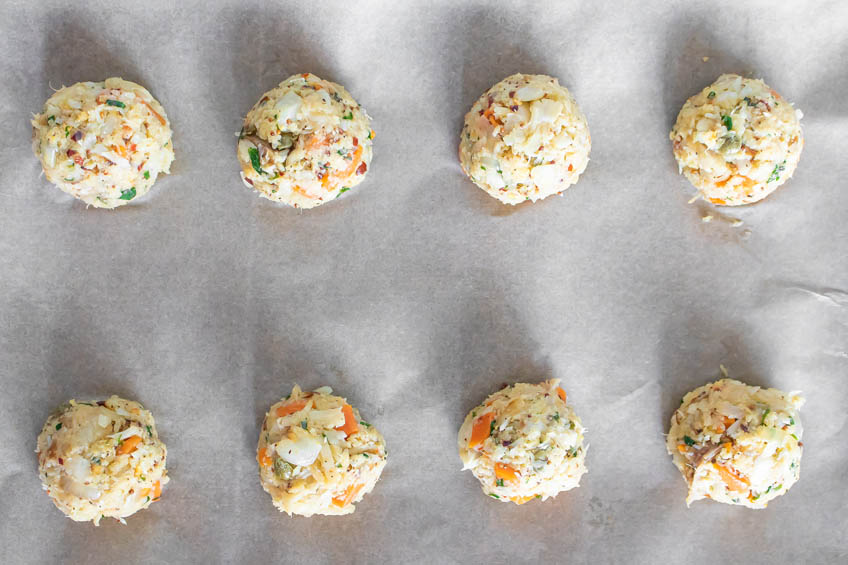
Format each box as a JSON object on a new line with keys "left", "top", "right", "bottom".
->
{"left": 677, "top": 444, "right": 688, "bottom": 453}
{"left": 709, "top": 197, "right": 727, "bottom": 205}
{"left": 153, "top": 480, "right": 162, "bottom": 500}
{"left": 483, "top": 106, "right": 499, "bottom": 127}
{"left": 116, "top": 435, "right": 142, "bottom": 455}
{"left": 722, "top": 416, "right": 736, "bottom": 429}
{"left": 468, "top": 412, "right": 495, "bottom": 449}
{"left": 276, "top": 400, "right": 308, "bottom": 418}
{"left": 292, "top": 185, "right": 316, "bottom": 199}
{"left": 494, "top": 463, "right": 519, "bottom": 482}
{"left": 335, "top": 404, "right": 359, "bottom": 437}
{"left": 713, "top": 463, "right": 749, "bottom": 493}
{"left": 338, "top": 145, "right": 363, "bottom": 178}
{"left": 332, "top": 483, "right": 363, "bottom": 508}
{"left": 111, "top": 144, "right": 127, "bottom": 158}
{"left": 510, "top": 495, "right": 535, "bottom": 505}
{"left": 556, "top": 387, "right": 567, "bottom": 404}
{"left": 305, "top": 134, "right": 330, "bottom": 151}
{"left": 257, "top": 447, "right": 272, "bottom": 467}
{"left": 139, "top": 99, "right": 167, "bottom": 126}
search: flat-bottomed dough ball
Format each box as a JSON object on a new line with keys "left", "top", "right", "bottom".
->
{"left": 667, "top": 378, "right": 804, "bottom": 508}
{"left": 36, "top": 396, "right": 169, "bottom": 525}
{"left": 238, "top": 73, "right": 374, "bottom": 208}
{"left": 257, "top": 385, "right": 387, "bottom": 516}
{"left": 458, "top": 380, "right": 587, "bottom": 504}
{"left": 459, "top": 74, "right": 591, "bottom": 205}
{"left": 31, "top": 78, "right": 175, "bottom": 208}
{"left": 670, "top": 74, "right": 803, "bottom": 205}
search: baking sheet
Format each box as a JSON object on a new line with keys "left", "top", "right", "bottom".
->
{"left": 1, "top": 0, "right": 847, "bottom": 563}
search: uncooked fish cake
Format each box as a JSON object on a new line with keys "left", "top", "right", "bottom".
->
{"left": 257, "top": 385, "right": 386, "bottom": 516}
{"left": 459, "top": 73, "right": 591, "bottom": 205}
{"left": 237, "top": 73, "right": 374, "bottom": 208}
{"left": 667, "top": 378, "right": 804, "bottom": 508}
{"left": 670, "top": 74, "right": 803, "bottom": 205}
{"left": 31, "top": 78, "right": 174, "bottom": 208}
{"left": 36, "top": 396, "right": 169, "bottom": 525}
{"left": 458, "top": 380, "right": 587, "bottom": 504}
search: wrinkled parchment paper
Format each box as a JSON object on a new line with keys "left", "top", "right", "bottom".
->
{"left": 1, "top": 1, "right": 846, "bottom": 563}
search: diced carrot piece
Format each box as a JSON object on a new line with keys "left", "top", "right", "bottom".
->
{"left": 713, "top": 463, "right": 749, "bottom": 493}
{"left": 292, "top": 185, "right": 316, "bottom": 199}
{"left": 335, "top": 404, "right": 359, "bottom": 437}
{"left": 140, "top": 99, "right": 167, "bottom": 125}
{"left": 483, "top": 106, "right": 499, "bottom": 127}
{"left": 276, "top": 400, "right": 308, "bottom": 418}
{"left": 153, "top": 480, "right": 162, "bottom": 499}
{"left": 116, "top": 435, "right": 142, "bottom": 455}
{"left": 709, "top": 197, "right": 726, "bottom": 205}
{"left": 556, "top": 387, "right": 567, "bottom": 403}
{"left": 305, "top": 134, "right": 330, "bottom": 151}
{"left": 257, "top": 447, "right": 272, "bottom": 467}
{"left": 494, "top": 463, "right": 519, "bottom": 482}
{"left": 677, "top": 444, "right": 688, "bottom": 453}
{"left": 510, "top": 495, "right": 535, "bottom": 505}
{"left": 722, "top": 416, "right": 736, "bottom": 429}
{"left": 468, "top": 412, "right": 495, "bottom": 449}
{"left": 332, "top": 483, "right": 363, "bottom": 508}
{"left": 337, "top": 145, "right": 363, "bottom": 180}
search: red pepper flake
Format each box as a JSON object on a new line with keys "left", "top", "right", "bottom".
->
{"left": 356, "top": 162, "right": 367, "bottom": 175}
{"left": 568, "top": 163, "right": 573, "bottom": 172}
{"left": 244, "top": 177, "right": 253, "bottom": 185}
{"left": 510, "top": 105, "right": 518, "bottom": 111}
{"left": 67, "top": 149, "right": 76, "bottom": 156}
{"left": 58, "top": 458, "right": 64, "bottom": 465}
{"left": 508, "top": 91, "right": 515, "bottom": 98}
{"left": 352, "top": 137, "right": 358, "bottom": 147}
{"left": 302, "top": 73, "right": 309, "bottom": 79}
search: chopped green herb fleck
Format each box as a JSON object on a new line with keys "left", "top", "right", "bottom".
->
{"left": 762, "top": 408, "right": 771, "bottom": 425}
{"left": 342, "top": 111, "right": 353, "bottom": 120}
{"left": 65, "top": 126, "right": 70, "bottom": 137}
{"left": 91, "top": 456, "right": 101, "bottom": 465}
{"left": 119, "top": 187, "right": 136, "bottom": 200}
{"left": 721, "top": 115, "right": 733, "bottom": 130}
{"left": 489, "top": 493, "right": 500, "bottom": 499}
{"left": 535, "top": 494, "right": 542, "bottom": 499}
{"left": 337, "top": 463, "right": 342, "bottom": 468}
{"left": 47, "top": 115, "right": 55, "bottom": 124}
{"left": 106, "top": 99, "right": 126, "bottom": 108}
{"left": 248, "top": 147, "right": 265, "bottom": 175}
{"left": 143, "top": 170, "right": 150, "bottom": 180}
{"left": 489, "top": 418, "right": 496, "bottom": 436}
{"left": 300, "top": 420, "right": 308, "bottom": 429}
{"left": 683, "top": 435, "right": 696, "bottom": 446}
{"left": 359, "top": 421, "right": 371, "bottom": 427}
{"left": 743, "top": 96, "right": 758, "bottom": 107}
{"left": 146, "top": 425, "right": 153, "bottom": 437}
{"left": 767, "top": 160, "right": 786, "bottom": 183}
{"left": 789, "top": 416, "right": 795, "bottom": 426}
{"left": 480, "top": 165, "right": 486, "bottom": 170}
{"left": 145, "top": 496, "right": 150, "bottom": 503}
{"left": 553, "top": 412, "right": 560, "bottom": 422}
{"left": 55, "top": 422, "right": 62, "bottom": 430}
{"left": 367, "top": 131, "right": 373, "bottom": 140}
{"left": 495, "top": 478, "right": 504, "bottom": 487}
{"left": 362, "top": 453, "right": 370, "bottom": 458}
{"left": 708, "top": 91, "right": 716, "bottom": 99}
{"left": 790, "top": 433, "right": 799, "bottom": 441}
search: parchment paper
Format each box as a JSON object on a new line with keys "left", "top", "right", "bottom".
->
{"left": 1, "top": 1, "right": 846, "bottom": 563}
